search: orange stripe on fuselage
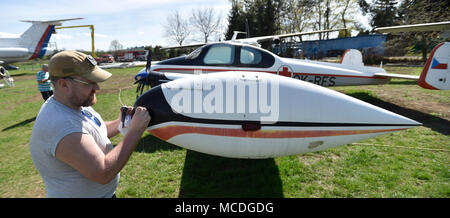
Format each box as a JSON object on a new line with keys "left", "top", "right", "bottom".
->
{"left": 153, "top": 68, "right": 387, "bottom": 79}
{"left": 148, "top": 125, "right": 406, "bottom": 141}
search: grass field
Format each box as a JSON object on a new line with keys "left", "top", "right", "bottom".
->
{"left": 0, "top": 62, "right": 448, "bottom": 198}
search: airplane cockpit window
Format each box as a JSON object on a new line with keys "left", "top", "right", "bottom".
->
{"left": 203, "top": 44, "right": 235, "bottom": 65}
{"left": 186, "top": 46, "right": 203, "bottom": 59}
{"left": 240, "top": 47, "right": 262, "bottom": 65}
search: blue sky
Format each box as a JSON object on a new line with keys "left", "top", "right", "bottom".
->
{"left": 0, "top": 0, "right": 231, "bottom": 51}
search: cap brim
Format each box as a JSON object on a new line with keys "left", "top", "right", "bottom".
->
{"left": 82, "top": 66, "right": 112, "bottom": 83}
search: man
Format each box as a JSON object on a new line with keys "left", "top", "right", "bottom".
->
{"left": 30, "top": 51, "right": 151, "bottom": 198}
{"left": 36, "top": 64, "right": 53, "bottom": 101}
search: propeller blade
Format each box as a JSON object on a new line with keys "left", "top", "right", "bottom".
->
{"left": 146, "top": 49, "right": 152, "bottom": 72}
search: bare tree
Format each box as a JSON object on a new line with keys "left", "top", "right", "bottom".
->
{"left": 336, "top": 0, "right": 358, "bottom": 37}
{"left": 109, "top": 40, "right": 123, "bottom": 52}
{"left": 190, "top": 7, "right": 222, "bottom": 43}
{"left": 164, "top": 10, "right": 191, "bottom": 46}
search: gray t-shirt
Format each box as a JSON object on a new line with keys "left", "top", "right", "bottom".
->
{"left": 30, "top": 96, "right": 119, "bottom": 198}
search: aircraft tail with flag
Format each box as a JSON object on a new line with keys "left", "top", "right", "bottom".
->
{"left": 340, "top": 43, "right": 449, "bottom": 90}
{"left": 418, "top": 42, "right": 449, "bottom": 90}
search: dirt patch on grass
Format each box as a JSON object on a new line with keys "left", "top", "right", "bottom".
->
{"left": 366, "top": 86, "right": 449, "bottom": 121}
{"left": 98, "top": 73, "right": 136, "bottom": 94}
{"left": 337, "top": 85, "right": 450, "bottom": 135}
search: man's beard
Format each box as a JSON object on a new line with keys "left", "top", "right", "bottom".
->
{"left": 81, "top": 92, "right": 96, "bottom": 107}
{"left": 72, "top": 91, "right": 97, "bottom": 107}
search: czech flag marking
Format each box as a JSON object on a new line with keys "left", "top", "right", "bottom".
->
{"left": 431, "top": 58, "right": 448, "bottom": 70}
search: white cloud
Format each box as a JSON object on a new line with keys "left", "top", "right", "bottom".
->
{"left": 53, "top": 34, "right": 72, "bottom": 40}
{"left": 82, "top": 32, "right": 108, "bottom": 38}
{"left": 0, "top": 32, "right": 20, "bottom": 37}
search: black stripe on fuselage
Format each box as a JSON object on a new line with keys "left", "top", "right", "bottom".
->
{"left": 134, "top": 86, "right": 421, "bottom": 128}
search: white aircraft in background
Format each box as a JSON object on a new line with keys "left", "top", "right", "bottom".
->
{"left": 135, "top": 41, "right": 449, "bottom": 91}
{"left": 134, "top": 22, "right": 449, "bottom": 91}
{"left": 375, "top": 21, "right": 450, "bottom": 90}
{"left": 0, "top": 18, "right": 82, "bottom": 69}
{"left": 162, "top": 28, "right": 347, "bottom": 50}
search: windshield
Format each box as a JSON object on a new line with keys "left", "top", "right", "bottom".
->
{"left": 186, "top": 46, "right": 203, "bottom": 59}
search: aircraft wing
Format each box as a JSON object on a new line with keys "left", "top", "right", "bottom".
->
{"left": 374, "top": 21, "right": 450, "bottom": 33}
{"left": 162, "top": 28, "right": 346, "bottom": 50}
{"left": 374, "top": 72, "right": 419, "bottom": 80}
{"left": 238, "top": 28, "right": 347, "bottom": 43}
{"left": 162, "top": 42, "right": 206, "bottom": 50}
{"left": 20, "top": 18, "right": 84, "bottom": 26}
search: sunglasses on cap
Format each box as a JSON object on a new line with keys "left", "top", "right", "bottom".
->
{"left": 64, "top": 77, "right": 98, "bottom": 87}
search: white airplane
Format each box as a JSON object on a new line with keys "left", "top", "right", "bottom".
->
{"left": 137, "top": 22, "right": 449, "bottom": 91}
{"left": 131, "top": 71, "right": 420, "bottom": 159}
{"left": 125, "top": 23, "right": 450, "bottom": 159}
{"left": 135, "top": 40, "right": 449, "bottom": 91}
{"left": 0, "top": 18, "right": 82, "bottom": 69}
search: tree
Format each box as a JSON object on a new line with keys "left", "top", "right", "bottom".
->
{"left": 225, "top": 0, "right": 281, "bottom": 39}
{"left": 190, "top": 7, "right": 222, "bottom": 43}
{"left": 225, "top": 0, "right": 247, "bottom": 40}
{"left": 278, "top": 0, "right": 314, "bottom": 43}
{"left": 164, "top": 10, "right": 191, "bottom": 46}
{"left": 358, "top": 0, "right": 399, "bottom": 30}
{"left": 337, "top": 0, "right": 359, "bottom": 37}
{"left": 109, "top": 40, "right": 123, "bottom": 53}
{"left": 396, "top": 0, "right": 450, "bottom": 61}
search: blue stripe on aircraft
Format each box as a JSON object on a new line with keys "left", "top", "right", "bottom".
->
{"left": 37, "top": 25, "right": 55, "bottom": 58}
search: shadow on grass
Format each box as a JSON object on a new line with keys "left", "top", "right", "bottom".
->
{"left": 135, "top": 134, "right": 182, "bottom": 153}
{"left": 9, "top": 73, "right": 29, "bottom": 77}
{"left": 387, "top": 80, "right": 418, "bottom": 85}
{"left": 178, "top": 150, "right": 284, "bottom": 198}
{"left": 2, "top": 117, "right": 36, "bottom": 132}
{"left": 347, "top": 92, "right": 449, "bottom": 135}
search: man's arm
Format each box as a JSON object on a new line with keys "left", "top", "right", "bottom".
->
{"left": 105, "top": 106, "right": 133, "bottom": 138}
{"left": 36, "top": 72, "right": 49, "bottom": 83}
{"left": 55, "top": 107, "right": 151, "bottom": 184}
{"left": 105, "top": 119, "right": 120, "bottom": 138}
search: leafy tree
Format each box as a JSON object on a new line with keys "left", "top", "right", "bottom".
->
{"left": 225, "top": 0, "right": 280, "bottom": 39}
{"left": 397, "top": 0, "right": 450, "bottom": 61}
{"left": 225, "top": 0, "right": 247, "bottom": 40}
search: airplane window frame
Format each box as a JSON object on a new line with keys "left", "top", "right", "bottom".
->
{"left": 236, "top": 46, "right": 276, "bottom": 68}
{"left": 202, "top": 44, "right": 235, "bottom": 66}
{"left": 186, "top": 46, "right": 203, "bottom": 60}
{"left": 240, "top": 47, "right": 263, "bottom": 65}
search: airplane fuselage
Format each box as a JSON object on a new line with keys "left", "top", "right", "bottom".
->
{"left": 151, "top": 42, "right": 390, "bottom": 87}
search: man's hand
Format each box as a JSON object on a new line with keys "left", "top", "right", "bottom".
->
{"left": 129, "top": 106, "right": 151, "bottom": 133}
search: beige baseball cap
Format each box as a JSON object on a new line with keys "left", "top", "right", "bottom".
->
{"left": 49, "top": 50, "right": 112, "bottom": 82}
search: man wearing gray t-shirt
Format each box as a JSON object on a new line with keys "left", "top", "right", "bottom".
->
{"left": 30, "top": 51, "right": 151, "bottom": 198}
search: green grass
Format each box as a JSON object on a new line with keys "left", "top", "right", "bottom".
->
{"left": 0, "top": 63, "right": 448, "bottom": 198}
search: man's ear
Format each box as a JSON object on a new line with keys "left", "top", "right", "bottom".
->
{"left": 57, "top": 78, "right": 70, "bottom": 90}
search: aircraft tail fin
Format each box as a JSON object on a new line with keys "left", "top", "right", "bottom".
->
{"left": 19, "top": 18, "right": 83, "bottom": 59}
{"left": 418, "top": 42, "right": 450, "bottom": 90}
{"left": 340, "top": 49, "right": 364, "bottom": 67}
